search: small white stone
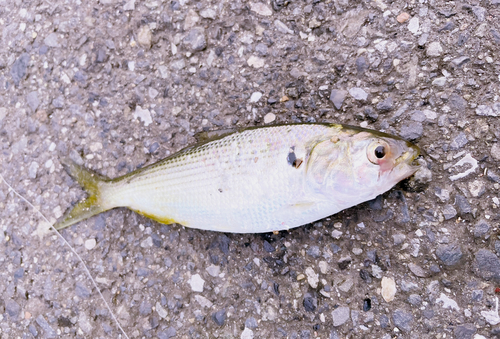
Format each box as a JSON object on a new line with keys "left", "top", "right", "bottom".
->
{"left": 137, "top": 25, "right": 152, "bottom": 48}
{"left": 250, "top": 3, "right": 272, "bottom": 16}
{"left": 436, "top": 293, "right": 460, "bottom": 311}
{"left": 426, "top": 42, "right": 443, "bottom": 57}
{"left": 140, "top": 236, "right": 153, "bottom": 248}
{"left": 250, "top": 92, "right": 262, "bottom": 103}
{"left": 352, "top": 248, "right": 363, "bottom": 255}
{"left": 128, "top": 61, "right": 135, "bottom": 71}
{"left": 264, "top": 113, "right": 276, "bottom": 124}
{"left": 188, "top": 274, "right": 205, "bottom": 292}
{"left": 184, "top": 9, "right": 200, "bottom": 30}
{"left": 349, "top": 87, "right": 368, "bottom": 101}
{"left": 148, "top": 87, "right": 159, "bottom": 99}
{"left": 305, "top": 267, "right": 319, "bottom": 288}
{"left": 423, "top": 109, "right": 437, "bottom": 120}
{"left": 274, "top": 20, "right": 294, "bottom": 34}
{"left": 194, "top": 295, "right": 213, "bottom": 308}
{"left": 381, "top": 276, "right": 396, "bottom": 302}
{"left": 158, "top": 65, "right": 169, "bottom": 79}
{"left": 247, "top": 55, "right": 265, "bottom": 68}
{"left": 318, "top": 261, "right": 328, "bottom": 274}
{"left": 200, "top": 8, "right": 216, "bottom": 19}
{"left": 123, "top": 0, "right": 135, "bottom": 10}
{"left": 206, "top": 265, "right": 220, "bottom": 277}
{"left": 155, "top": 301, "right": 168, "bottom": 318}
{"left": 331, "top": 230, "right": 343, "bottom": 239}
{"left": 241, "top": 327, "right": 254, "bottom": 339}
{"left": 85, "top": 239, "right": 96, "bottom": 250}
{"left": 134, "top": 105, "right": 153, "bottom": 126}
{"left": 432, "top": 77, "right": 446, "bottom": 86}
{"left": 407, "top": 17, "right": 419, "bottom": 34}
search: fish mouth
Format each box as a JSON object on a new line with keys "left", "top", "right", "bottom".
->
{"left": 395, "top": 142, "right": 421, "bottom": 176}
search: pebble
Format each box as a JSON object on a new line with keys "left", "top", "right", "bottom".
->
{"left": 408, "top": 263, "right": 428, "bottom": 278}
{"left": 195, "top": 295, "right": 213, "bottom": 308}
{"left": 381, "top": 277, "right": 396, "bottom": 302}
{"left": 123, "top": 0, "right": 135, "bottom": 10}
{"left": 491, "top": 143, "right": 500, "bottom": 161}
{"left": 407, "top": 17, "right": 419, "bottom": 34}
{"left": 26, "top": 91, "right": 40, "bottom": 112}
{"left": 454, "top": 324, "right": 476, "bottom": 339}
{"left": 250, "top": 92, "right": 262, "bottom": 103}
{"left": 330, "top": 90, "right": 347, "bottom": 110}
{"left": 397, "top": 12, "right": 410, "bottom": 23}
{"left": 442, "top": 204, "right": 457, "bottom": 220}
{"left": 432, "top": 77, "right": 446, "bottom": 86}
{"left": 156, "top": 301, "right": 168, "bottom": 318}
{"left": 399, "top": 122, "right": 423, "bottom": 140}
{"left": 426, "top": 42, "right": 443, "bottom": 57}
{"left": 436, "top": 293, "right": 460, "bottom": 311}
{"left": 436, "top": 244, "right": 463, "bottom": 266}
{"left": 306, "top": 246, "right": 320, "bottom": 258}
{"left": 140, "top": 236, "right": 153, "bottom": 248}
{"left": 392, "top": 309, "right": 413, "bottom": 333}
{"left": 183, "top": 27, "right": 207, "bottom": 52}
{"left": 349, "top": 87, "right": 368, "bottom": 101}
{"left": 247, "top": 55, "right": 265, "bottom": 68}
{"left": 36, "top": 315, "right": 56, "bottom": 338}
{"left": 212, "top": 309, "right": 226, "bottom": 326}
{"left": 134, "top": 106, "right": 153, "bottom": 126}
{"left": 450, "top": 132, "right": 468, "bottom": 150}
{"left": 332, "top": 307, "right": 350, "bottom": 326}
{"left": 290, "top": 67, "right": 307, "bottom": 78}
{"left": 85, "top": 238, "right": 96, "bottom": 250}
{"left": 184, "top": 9, "right": 200, "bottom": 30}
{"left": 11, "top": 53, "right": 30, "bottom": 86}
{"left": 455, "top": 194, "right": 471, "bottom": 215}
{"left": 476, "top": 105, "right": 497, "bottom": 117}
{"left": 264, "top": 113, "right": 276, "bottom": 124}
{"left": 139, "top": 301, "right": 152, "bottom": 315}
{"left": 188, "top": 274, "right": 205, "bottom": 292}
{"left": 137, "top": 25, "right": 152, "bottom": 48}
{"left": 158, "top": 327, "right": 177, "bottom": 339}
{"left": 245, "top": 317, "right": 258, "bottom": 329}
{"left": 408, "top": 294, "right": 422, "bottom": 306}
{"left": 250, "top": 2, "right": 272, "bottom": 16}
{"left": 305, "top": 267, "right": 319, "bottom": 288}
{"left": 274, "top": 20, "right": 293, "bottom": 34}
{"left": 469, "top": 180, "right": 485, "bottom": 198}
{"left": 241, "top": 327, "right": 254, "bottom": 339}
{"left": 52, "top": 96, "right": 64, "bottom": 108}
{"left": 474, "top": 249, "right": 500, "bottom": 282}
{"left": 75, "top": 281, "right": 91, "bottom": 298}
{"left": 28, "top": 162, "right": 39, "bottom": 179}
{"left": 206, "top": 264, "right": 220, "bottom": 277}
{"left": 376, "top": 97, "right": 393, "bottom": 111}
{"left": 303, "top": 294, "right": 317, "bottom": 312}
{"left": 451, "top": 56, "right": 470, "bottom": 68}
{"left": 6, "top": 299, "right": 21, "bottom": 319}
{"left": 200, "top": 8, "right": 216, "bottom": 19}
{"left": 44, "top": 32, "right": 60, "bottom": 47}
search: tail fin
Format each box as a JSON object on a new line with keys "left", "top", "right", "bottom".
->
{"left": 54, "top": 158, "right": 111, "bottom": 230}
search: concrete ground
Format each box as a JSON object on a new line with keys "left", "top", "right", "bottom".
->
{"left": 1, "top": 0, "right": 500, "bottom": 338}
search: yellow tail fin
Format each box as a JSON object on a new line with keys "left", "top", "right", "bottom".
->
{"left": 54, "top": 159, "right": 111, "bottom": 230}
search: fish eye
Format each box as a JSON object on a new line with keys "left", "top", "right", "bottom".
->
{"left": 367, "top": 140, "right": 390, "bottom": 165}
{"left": 375, "top": 145, "right": 386, "bottom": 159}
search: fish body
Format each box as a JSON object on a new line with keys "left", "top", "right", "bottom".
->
{"left": 55, "top": 123, "right": 420, "bottom": 233}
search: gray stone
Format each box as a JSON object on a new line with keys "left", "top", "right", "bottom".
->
{"left": 376, "top": 97, "right": 393, "bottom": 111}
{"left": 36, "top": 315, "right": 56, "bottom": 338}
{"left": 408, "top": 294, "right": 422, "bottom": 306}
{"left": 451, "top": 56, "right": 470, "bottom": 68}
{"left": 139, "top": 301, "right": 152, "bottom": 315}
{"left": 450, "top": 132, "right": 468, "bottom": 150}
{"left": 158, "top": 327, "right": 177, "bottom": 339}
{"left": 392, "top": 309, "right": 413, "bottom": 333}
{"left": 474, "top": 249, "right": 500, "bottom": 282}
{"left": 183, "top": 27, "right": 207, "bottom": 52}
{"left": 455, "top": 194, "right": 471, "bottom": 215}
{"left": 332, "top": 306, "right": 350, "bottom": 326}
{"left": 454, "top": 323, "right": 476, "bottom": 339}
{"left": 75, "top": 281, "right": 91, "bottom": 298}
{"left": 474, "top": 220, "right": 490, "bottom": 238}
{"left": 491, "top": 143, "right": 500, "bottom": 161}
{"left": 44, "top": 32, "right": 60, "bottom": 47}
{"left": 255, "top": 43, "right": 268, "bottom": 56}
{"left": 443, "top": 203, "right": 458, "bottom": 219}
{"left": 399, "top": 122, "right": 423, "bottom": 141}
{"left": 171, "top": 59, "right": 186, "bottom": 71}
{"left": 476, "top": 105, "right": 497, "bottom": 117}
{"left": 472, "top": 6, "right": 486, "bottom": 21}
{"left": 245, "top": 317, "right": 258, "bottom": 329}
{"left": 410, "top": 110, "right": 426, "bottom": 122}
{"left": 436, "top": 244, "right": 463, "bottom": 266}
{"left": 200, "top": 8, "right": 217, "bottom": 19}
{"left": 471, "top": 289, "right": 483, "bottom": 302}
{"left": 26, "top": 91, "right": 40, "bottom": 112}
{"left": 28, "top": 162, "right": 39, "bottom": 179}
{"left": 52, "top": 96, "right": 64, "bottom": 108}
{"left": 11, "top": 53, "right": 30, "bottom": 86}
{"left": 356, "top": 56, "right": 368, "bottom": 74}
{"left": 330, "top": 90, "right": 347, "bottom": 110}
{"left": 449, "top": 94, "right": 466, "bottom": 113}
{"left": 212, "top": 309, "right": 226, "bottom": 326}
{"left": 349, "top": 87, "right": 368, "bottom": 101}
{"left": 306, "top": 246, "right": 321, "bottom": 258}
{"left": 6, "top": 299, "right": 21, "bottom": 318}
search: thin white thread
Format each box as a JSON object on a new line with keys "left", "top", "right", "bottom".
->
{"left": 0, "top": 174, "right": 130, "bottom": 339}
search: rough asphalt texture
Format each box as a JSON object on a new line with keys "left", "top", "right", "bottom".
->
{"left": 1, "top": 0, "right": 500, "bottom": 338}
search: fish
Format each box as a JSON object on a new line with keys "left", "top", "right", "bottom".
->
{"left": 54, "top": 123, "right": 420, "bottom": 233}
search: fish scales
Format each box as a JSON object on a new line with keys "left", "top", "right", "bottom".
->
{"left": 55, "top": 123, "right": 420, "bottom": 233}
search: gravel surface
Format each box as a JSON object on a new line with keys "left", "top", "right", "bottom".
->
{"left": 1, "top": 0, "right": 500, "bottom": 338}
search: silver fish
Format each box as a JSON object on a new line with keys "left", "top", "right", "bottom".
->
{"left": 55, "top": 123, "right": 420, "bottom": 233}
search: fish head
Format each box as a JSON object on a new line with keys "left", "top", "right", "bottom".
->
{"left": 307, "top": 128, "right": 420, "bottom": 204}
